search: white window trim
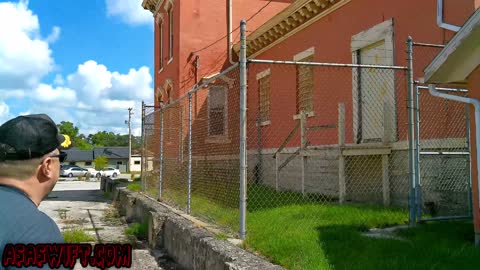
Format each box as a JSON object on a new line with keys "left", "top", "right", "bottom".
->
{"left": 351, "top": 19, "right": 396, "bottom": 144}
{"left": 256, "top": 120, "right": 271, "bottom": 127}
{"left": 293, "top": 47, "right": 315, "bottom": 119}
{"left": 155, "top": 86, "right": 164, "bottom": 104}
{"left": 163, "top": 0, "right": 174, "bottom": 12}
{"left": 163, "top": 79, "right": 174, "bottom": 103}
{"left": 207, "top": 85, "right": 228, "bottom": 138}
{"left": 256, "top": 68, "right": 271, "bottom": 80}
{"left": 293, "top": 47, "right": 315, "bottom": 61}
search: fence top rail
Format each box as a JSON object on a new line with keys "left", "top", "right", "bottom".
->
{"left": 416, "top": 85, "right": 468, "bottom": 93}
{"left": 412, "top": 42, "right": 445, "bottom": 48}
{"left": 247, "top": 59, "right": 408, "bottom": 70}
{"left": 161, "top": 63, "right": 239, "bottom": 111}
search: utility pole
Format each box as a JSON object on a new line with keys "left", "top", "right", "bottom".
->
{"left": 127, "top": 108, "right": 133, "bottom": 172}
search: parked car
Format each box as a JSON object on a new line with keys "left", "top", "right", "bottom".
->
{"left": 86, "top": 168, "right": 102, "bottom": 178}
{"left": 101, "top": 167, "right": 121, "bottom": 178}
{"left": 61, "top": 167, "right": 89, "bottom": 178}
{"left": 60, "top": 164, "right": 80, "bottom": 170}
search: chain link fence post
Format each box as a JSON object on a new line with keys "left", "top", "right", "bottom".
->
{"left": 407, "top": 36, "right": 417, "bottom": 225}
{"left": 239, "top": 19, "right": 247, "bottom": 240}
{"left": 187, "top": 93, "right": 193, "bottom": 214}
{"left": 158, "top": 107, "right": 164, "bottom": 200}
{"left": 141, "top": 101, "right": 146, "bottom": 192}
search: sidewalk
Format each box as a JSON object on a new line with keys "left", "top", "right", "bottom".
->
{"left": 39, "top": 181, "right": 164, "bottom": 270}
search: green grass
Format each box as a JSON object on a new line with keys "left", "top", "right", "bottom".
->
{"left": 127, "top": 182, "right": 141, "bottom": 191}
{"left": 127, "top": 180, "right": 478, "bottom": 269}
{"left": 157, "top": 185, "right": 480, "bottom": 270}
{"left": 125, "top": 222, "right": 148, "bottom": 240}
{"left": 63, "top": 229, "right": 96, "bottom": 243}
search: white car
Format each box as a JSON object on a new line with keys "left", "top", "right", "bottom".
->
{"left": 101, "top": 167, "right": 121, "bottom": 178}
{"left": 86, "top": 168, "right": 102, "bottom": 178}
{"left": 60, "top": 167, "right": 88, "bottom": 178}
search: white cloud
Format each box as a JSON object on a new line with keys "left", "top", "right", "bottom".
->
{"left": 0, "top": 2, "right": 150, "bottom": 135}
{"left": 64, "top": 61, "right": 152, "bottom": 134}
{"left": 53, "top": 74, "right": 65, "bottom": 86}
{"left": 45, "top": 26, "right": 61, "bottom": 43}
{"left": 0, "top": 1, "right": 55, "bottom": 90}
{"left": 0, "top": 101, "right": 11, "bottom": 124}
{"left": 67, "top": 60, "right": 112, "bottom": 100}
{"left": 105, "top": 0, "right": 152, "bottom": 26}
{"left": 110, "top": 67, "right": 152, "bottom": 100}
{"left": 33, "top": 83, "right": 77, "bottom": 104}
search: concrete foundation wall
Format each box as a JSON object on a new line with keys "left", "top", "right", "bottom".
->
{"left": 248, "top": 148, "right": 470, "bottom": 215}
{"left": 112, "top": 187, "right": 285, "bottom": 270}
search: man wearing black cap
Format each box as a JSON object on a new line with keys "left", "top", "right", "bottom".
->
{"left": 0, "top": 114, "right": 71, "bottom": 268}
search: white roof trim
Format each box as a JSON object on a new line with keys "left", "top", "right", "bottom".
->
{"left": 424, "top": 8, "right": 480, "bottom": 84}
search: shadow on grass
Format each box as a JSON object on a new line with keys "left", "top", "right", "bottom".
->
{"left": 318, "top": 221, "right": 480, "bottom": 270}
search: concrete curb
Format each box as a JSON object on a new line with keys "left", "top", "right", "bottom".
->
{"left": 111, "top": 187, "right": 285, "bottom": 270}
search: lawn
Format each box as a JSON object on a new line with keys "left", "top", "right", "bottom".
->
{"left": 156, "top": 185, "right": 480, "bottom": 270}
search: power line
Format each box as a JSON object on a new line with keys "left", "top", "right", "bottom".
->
{"left": 192, "top": 0, "right": 273, "bottom": 53}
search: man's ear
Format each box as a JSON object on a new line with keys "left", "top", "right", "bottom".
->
{"left": 39, "top": 158, "right": 54, "bottom": 181}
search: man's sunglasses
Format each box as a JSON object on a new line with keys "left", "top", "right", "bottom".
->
{"left": 50, "top": 151, "right": 67, "bottom": 162}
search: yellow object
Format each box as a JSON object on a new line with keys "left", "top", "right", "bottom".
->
{"left": 61, "top": 134, "right": 71, "bottom": 148}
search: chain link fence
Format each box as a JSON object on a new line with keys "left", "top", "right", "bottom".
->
{"left": 140, "top": 39, "right": 472, "bottom": 246}
{"left": 246, "top": 60, "right": 410, "bottom": 231}
{"left": 412, "top": 41, "right": 472, "bottom": 220}
{"left": 142, "top": 65, "right": 242, "bottom": 233}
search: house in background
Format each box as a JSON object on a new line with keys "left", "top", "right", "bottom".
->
{"left": 130, "top": 154, "right": 142, "bottom": 172}
{"left": 423, "top": 7, "right": 480, "bottom": 246}
{"left": 93, "top": 147, "right": 130, "bottom": 172}
{"left": 63, "top": 147, "right": 130, "bottom": 172}
{"left": 63, "top": 148, "right": 94, "bottom": 168}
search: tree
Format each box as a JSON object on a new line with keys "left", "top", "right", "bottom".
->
{"left": 76, "top": 139, "right": 93, "bottom": 150}
{"left": 57, "top": 121, "right": 79, "bottom": 143}
{"left": 94, "top": 156, "right": 108, "bottom": 170}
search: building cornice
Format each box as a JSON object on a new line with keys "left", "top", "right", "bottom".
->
{"left": 142, "top": 0, "right": 165, "bottom": 14}
{"left": 233, "top": 0, "right": 351, "bottom": 58}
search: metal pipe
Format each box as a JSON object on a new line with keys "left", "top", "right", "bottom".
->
{"left": 415, "top": 85, "right": 422, "bottom": 220}
{"left": 239, "top": 19, "right": 247, "bottom": 240}
{"left": 412, "top": 42, "right": 445, "bottom": 48}
{"left": 467, "top": 103, "right": 473, "bottom": 217}
{"left": 420, "top": 151, "right": 470, "bottom": 155}
{"left": 420, "top": 215, "right": 471, "bottom": 222}
{"left": 248, "top": 59, "right": 408, "bottom": 70}
{"left": 158, "top": 108, "right": 164, "bottom": 200}
{"left": 429, "top": 84, "right": 480, "bottom": 214}
{"left": 437, "top": 0, "right": 461, "bottom": 32}
{"left": 141, "top": 101, "right": 146, "bottom": 192}
{"left": 407, "top": 37, "right": 417, "bottom": 225}
{"left": 187, "top": 94, "right": 193, "bottom": 214}
{"left": 417, "top": 85, "right": 468, "bottom": 93}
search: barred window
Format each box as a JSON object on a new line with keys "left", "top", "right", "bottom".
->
{"left": 296, "top": 55, "right": 314, "bottom": 114}
{"left": 208, "top": 86, "right": 227, "bottom": 136}
{"left": 159, "top": 21, "right": 164, "bottom": 70}
{"left": 258, "top": 74, "right": 270, "bottom": 122}
{"left": 168, "top": 8, "right": 173, "bottom": 60}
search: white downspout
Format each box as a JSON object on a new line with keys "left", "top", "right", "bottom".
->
{"left": 437, "top": 0, "right": 461, "bottom": 32}
{"left": 428, "top": 84, "right": 480, "bottom": 211}
{"left": 228, "top": 0, "right": 235, "bottom": 64}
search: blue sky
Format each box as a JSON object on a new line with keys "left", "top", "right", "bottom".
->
{"left": 0, "top": 0, "right": 154, "bottom": 135}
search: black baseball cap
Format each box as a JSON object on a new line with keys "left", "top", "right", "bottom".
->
{"left": 0, "top": 114, "right": 71, "bottom": 161}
